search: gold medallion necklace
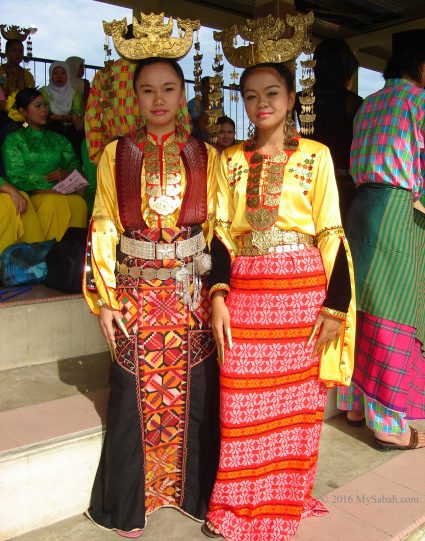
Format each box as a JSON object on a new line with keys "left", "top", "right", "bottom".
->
{"left": 244, "top": 139, "right": 295, "bottom": 230}
{"left": 138, "top": 129, "right": 187, "bottom": 216}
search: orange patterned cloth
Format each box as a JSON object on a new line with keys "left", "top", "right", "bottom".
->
{"left": 207, "top": 248, "right": 329, "bottom": 540}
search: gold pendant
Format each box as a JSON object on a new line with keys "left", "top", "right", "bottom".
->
{"left": 149, "top": 195, "right": 180, "bottom": 216}
{"left": 246, "top": 208, "right": 278, "bottom": 230}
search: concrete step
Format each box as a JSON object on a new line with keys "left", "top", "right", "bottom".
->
{"left": 8, "top": 418, "right": 425, "bottom": 541}
{"left": 0, "top": 354, "right": 110, "bottom": 540}
{"left": 0, "top": 285, "right": 107, "bottom": 371}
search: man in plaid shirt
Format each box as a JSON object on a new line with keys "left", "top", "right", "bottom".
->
{"left": 338, "top": 29, "right": 425, "bottom": 451}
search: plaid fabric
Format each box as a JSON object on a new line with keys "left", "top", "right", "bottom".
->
{"left": 337, "top": 384, "right": 408, "bottom": 434}
{"left": 351, "top": 311, "right": 425, "bottom": 419}
{"left": 346, "top": 185, "right": 425, "bottom": 350}
{"left": 350, "top": 79, "right": 425, "bottom": 199}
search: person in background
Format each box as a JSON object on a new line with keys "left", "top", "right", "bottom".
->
{"left": 295, "top": 38, "right": 362, "bottom": 224}
{"left": 2, "top": 88, "right": 87, "bottom": 242}
{"left": 40, "top": 61, "right": 85, "bottom": 157}
{"left": 203, "top": 61, "right": 355, "bottom": 540}
{"left": 187, "top": 75, "right": 210, "bottom": 141}
{"left": 66, "top": 56, "right": 91, "bottom": 104}
{"left": 0, "top": 39, "right": 35, "bottom": 98}
{"left": 215, "top": 115, "right": 236, "bottom": 154}
{"left": 83, "top": 56, "right": 220, "bottom": 538}
{"left": 0, "top": 85, "right": 6, "bottom": 111}
{"left": 338, "top": 29, "right": 425, "bottom": 450}
{"left": 0, "top": 178, "right": 43, "bottom": 253}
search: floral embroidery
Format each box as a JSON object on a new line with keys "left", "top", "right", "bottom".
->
{"left": 227, "top": 156, "right": 248, "bottom": 191}
{"left": 288, "top": 153, "right": 316, "bottom": 195}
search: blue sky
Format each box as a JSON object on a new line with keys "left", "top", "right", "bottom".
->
{"left": 2, "top": 0, "right": 383, "bottom": 136}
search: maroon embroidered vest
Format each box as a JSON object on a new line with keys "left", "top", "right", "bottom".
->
{"left": 115, "top": 135, "right": 209, "bottom": 231}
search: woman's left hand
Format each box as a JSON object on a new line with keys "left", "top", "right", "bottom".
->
{"left": 45, "top": 169, "right": 68, "bottom": 183}
{"left": 310, "top": 313, "right": 342, "bottom": 358}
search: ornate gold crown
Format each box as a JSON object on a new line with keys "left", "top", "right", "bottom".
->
{"left": 0, "top": 24, "right": 32, "bottom": 42}
{"left": 213, "top": 12, "right": 314, "bottom": 68}
{"left": 103, "top": 12, "right": 200, "bottom": 61}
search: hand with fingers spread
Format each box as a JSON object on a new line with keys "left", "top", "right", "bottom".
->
{"left": 211, "top": 292, "right": 232, "bottom": 366}
{"left": 308, "top": 313, "right": 343, "bottom": 358}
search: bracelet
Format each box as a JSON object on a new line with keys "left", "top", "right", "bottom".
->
{"left": 208, "top": 283, "right": 230, "bottom": 299}
{"left": 96, "top": 297, "right": 107, "bottom": 308}
{"left": 320, "top": 306, "right": 347, "bottom": 320}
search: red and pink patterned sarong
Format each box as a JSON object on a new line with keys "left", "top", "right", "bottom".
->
{"left": 207, "top": 247, "right": 329, "bottom": 541}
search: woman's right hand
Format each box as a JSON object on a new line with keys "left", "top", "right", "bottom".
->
{"left": 211, "top": 292, "right": 232, "bottom": 366}
{"left": 99, "top": 305, "right": 122, "bottom": 361}
{"left": 8, "top": 189, "right": 28, "bottom": 214}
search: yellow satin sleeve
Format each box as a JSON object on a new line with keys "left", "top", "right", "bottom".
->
{"left": 83, "top": 139, "right": 218, "bottom": 316}
{"left": 214, "top": 138, "right": 356, "bottom": 387}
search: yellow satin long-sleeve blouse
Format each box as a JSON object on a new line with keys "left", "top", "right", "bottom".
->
{"left": 214, "top": 138, "right": 356, "bottom": 387}
{"left": 83, "top": 134, "right": 219, "bottom": 315}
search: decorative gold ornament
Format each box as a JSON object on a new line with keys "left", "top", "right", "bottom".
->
{"left": 103, "top": 12, "right": 200, "bottom": 60}
{"left": 213, "top": 12, "right": 313, "bottom": 68}
{"left": 193, "top": 30, "right": 203, "bottom": 115}
{"left": 0, "top": 24, "right": 31, "bottom": 42}
{"left": 207, "top": 43, "right": 224, "bottom": 144}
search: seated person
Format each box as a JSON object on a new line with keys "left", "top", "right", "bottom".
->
{"left": 215, "top": 115, "right": 236, "bottom": 154}
{"left": 66, "top": 56, "right": 91, "bottom": 105}
{"left": 0, "top": 39, "right": 35, "bottom": 99}
{"left": 2, "top": 88, "right": 87, "bottom": 242}
{"left": 40, "top": 61, "right": 85, "bottom": 158}
{"left": 0, "top": 180, "right": 43, "bottom": 253}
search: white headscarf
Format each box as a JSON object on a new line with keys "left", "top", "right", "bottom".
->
{"left": 45, "top": 61, "right": 75, "bottom": 115}
{"left": 66, "top": 56, "right": 85, "bottom": 94}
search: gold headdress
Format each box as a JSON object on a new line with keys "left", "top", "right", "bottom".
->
{"left": 214, "top": 12, "right": 316, "bottom": 134}
{"left": 0, "top": 24, "right": 37, "bottom": 58}
{"left": 103, "top": 12, "right": 200, "bottom": 61}
{"left": 0, "top": 24, "right": 31, "bottom": 42}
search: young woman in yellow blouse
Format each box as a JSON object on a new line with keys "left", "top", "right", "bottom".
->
{"left": 203, "top": 62, "right": 356, "bottom": 541}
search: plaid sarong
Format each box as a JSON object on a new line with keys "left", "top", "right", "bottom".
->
{"left": 346, "top": 184, "right": 425, "bottom": 352}
{"left": 351, "top": 312, "right": 425, "bottom": 419}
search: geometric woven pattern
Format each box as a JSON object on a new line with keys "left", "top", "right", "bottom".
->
{"left": 113, "top": 228, "right": 215, "bottom": 515}
{"left": 207, "top": 248, "right": 328, "bottom": 540}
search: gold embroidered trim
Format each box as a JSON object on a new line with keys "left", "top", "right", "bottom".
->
{"left": 320, "top": 306, "right": 347, "bottom": 320}
{"left": 209, "top": 283, "right": 230, "bottom": 298}
{"left": 214, "top": 219, "right": 232, "bottom": 228}
{"left": 317, "top": 226, "right": 344, "bottom": 242}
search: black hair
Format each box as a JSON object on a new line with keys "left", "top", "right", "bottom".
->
{"left": 217, "top": 115, "right": 235, "bottom": 130}
{"left": 5, "top": 39, "right": 24, "bottom": 53}
{"left": 383, "top": 50, "right": 425, "bottom": 82}
{"left": 15, "top": 88, "right": 42, "bottom": 109}
{"left": 313, "top": 38, "right": 359, "bottom": 89}
{"left": 133, "top": 57, "right": 185, "bottom": 92}
{"left": 239, "top": 62, "right": 294, "bottom": 97}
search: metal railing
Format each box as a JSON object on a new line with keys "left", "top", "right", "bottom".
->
{"left": 1, "top": 55, "right": 248, "bottom": 139}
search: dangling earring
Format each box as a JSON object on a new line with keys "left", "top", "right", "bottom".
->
{"left": 135, "top": 113, "right": 145, "bottom": 130}
{"left": 247, "top": 121, "right": 255, "bottom": 140}
{"left": 284, "top": 110, "right": 298, "bottom": 150}
{"left": 23, "top": 120, "right": 29, "bottom": 128}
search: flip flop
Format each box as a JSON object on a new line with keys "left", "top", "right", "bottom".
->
{"left": 346, "top": 417, "right": 365, "bottom": 427}
{"left": 375, "top": 427, "right": 423, "bottom": 451}
{"left": 201, "top": 521, "right": 222, "bottom": 538}
{"left": 116, "top": 529, "right": 143, "bottom": 538}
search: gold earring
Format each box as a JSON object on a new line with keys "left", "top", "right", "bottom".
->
{"left": 284, "top": 110, "right": 298, "bottom": 150}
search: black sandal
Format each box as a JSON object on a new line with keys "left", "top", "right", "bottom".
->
{"left": 201, "top": 521, "right": 222, "bottom": 538}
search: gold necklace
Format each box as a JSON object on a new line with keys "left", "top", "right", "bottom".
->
{"left": 137, "top": 129, "right": 187, "bottom": 216}
{"left": 244, "top": 139, "right": 294, "bottom": 230}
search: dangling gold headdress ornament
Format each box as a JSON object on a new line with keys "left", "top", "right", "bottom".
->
{"left": 103, "top": 12, "right": 200, "bottom": 61}
{"left": 214, "top": 12, "right": 316, "bottom": 134}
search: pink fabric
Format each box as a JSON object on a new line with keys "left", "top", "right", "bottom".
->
{"left": 352, "top": 312, "right": 425, "bottom": 419}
